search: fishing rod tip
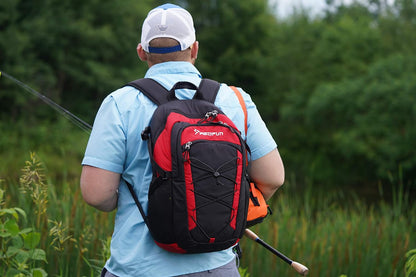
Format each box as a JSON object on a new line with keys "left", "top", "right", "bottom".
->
{"left": 291, "top": 261, "right": 309, "bottom": 275}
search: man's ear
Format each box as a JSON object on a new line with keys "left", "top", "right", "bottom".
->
{"left": 137, "top": 43, "right": 148, "bottom": 61}
{"left": 191, "top": 41, "right": 199, "bottom": 63}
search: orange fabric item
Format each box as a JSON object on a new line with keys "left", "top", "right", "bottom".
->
{"left": 247, "top": 182, "right": 269, "bottom": 227}
{"left": 230, "top": 86, "right": 270, "bottom": 227}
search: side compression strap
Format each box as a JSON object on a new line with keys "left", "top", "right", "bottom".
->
{"left": 125, "top": 180, "right": 149, "bottom": 225}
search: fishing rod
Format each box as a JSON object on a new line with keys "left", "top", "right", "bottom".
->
{"left": 0, "top": 70, "right": 92, "bottom": 133}
{"left": 245, "top": 229, "right": 309, "bottom": 275}
{"left": 2, "top": 70, "right": 309, "bottom": 275}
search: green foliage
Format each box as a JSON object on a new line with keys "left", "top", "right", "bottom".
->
{"left": 0, "top": 187, "right": 47, "bottom": 277}
{"left": 1, "top": 149, "right": 415, "bottom": 276}
{"left": 240, "top": 183, "right": 415, "bottom": 276}
{"left": 19, "top": 153, "right": 48, "bottom": 228}
{"left": 238, "top": 267, "right": 250, "bottom": 277}
{"left": 299, "top": 54, "right": 416, "bottom": 185}
{"left": 0, "top": 0, "right": 150, "bottom": 122}
{"left": 406, "top": 249, "right": 416, "bottom": 277}
{"left": 0, "top": 118, "right": 89, "bottom": 184}
{"left": 189, "top": 0, "right": 277, "bottom": 93}
{"left": 273, "top": 1, "right": 416, "bottom": 187}
{"left": 1, "top": 152, "right": 114, "bottom": 276}
{"left": 0, "top": 0, "right": 416, "bottom": 236}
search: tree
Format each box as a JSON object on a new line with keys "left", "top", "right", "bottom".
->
{"left": 304, "top": 54, "right": 416, "bottom": 186}
{"left": 0, "top": 0, "right": 152, "bottom": 123}
{"left": 186, "top": 0, "right": 278, "bottom": 95}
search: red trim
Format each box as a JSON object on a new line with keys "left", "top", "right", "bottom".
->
{"left": 209, "top": 238, "right": 215, "bottom": 244}
{"left": 184, "top": 156, "right": 196, "bottom": 230}
{"left": 154, "top": 128, "right": 172, "bottom": 171}
{"left": 230, "top": 151, "right": 243, "bottom": 229}
{"left": 155, "top": 241, "right": 187, "bottom": 253}
{"left": 181, "top": 125, "right": 240, "bottom": 145}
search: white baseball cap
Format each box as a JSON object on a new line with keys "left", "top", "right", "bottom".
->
{"left": 141, "top": 3, "right": 196, "bottom": 54}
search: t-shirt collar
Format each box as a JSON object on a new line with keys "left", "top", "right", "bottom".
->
{"left": 144, "top": 61, "right": 202, "bottom": 78}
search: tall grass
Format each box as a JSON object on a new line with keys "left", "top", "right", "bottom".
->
{"left": 240, "top": 183, "right": 415, "bottom": 276}
{"left": 1, "top": 120, "right": 114, "bottom": 276}
{"left": 1, "top": 121, "right": 415, "bottom": 276}
{"left": 1, "top": 152, "right": 114, "bottom": 276}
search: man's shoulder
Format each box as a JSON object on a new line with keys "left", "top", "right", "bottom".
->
{"left": 110, "top": 84, "right": 138, "bottom": 98}
{"left": 215, "top": 85, "right": 251, "bottom": 106}
{"left": 102, "top": 84, "right": 156, "bottom": 115}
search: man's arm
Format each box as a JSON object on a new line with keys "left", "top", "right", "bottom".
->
{"left": 80, "top": 165, "right": 120, "bottom": 212}
{"left": 248, "top": 148, "right": 285, "bottom": 200}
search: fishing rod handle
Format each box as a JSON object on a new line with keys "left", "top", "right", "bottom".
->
{"left": 244, "top": 228, "right": 259, "bottom": 241}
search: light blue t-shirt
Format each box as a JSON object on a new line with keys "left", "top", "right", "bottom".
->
{"left": 82, "top": 62, "right": 277, "bottom": 276}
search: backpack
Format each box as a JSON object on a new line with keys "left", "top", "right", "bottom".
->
{"left": 124, "top": 78, "right": 250, "bottom": 254}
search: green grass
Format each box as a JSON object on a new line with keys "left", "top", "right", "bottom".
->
{"left": 0, "top": 120, "right": 112, "bottom": 276}
{"left": 1, "top": 152, "right": 114, "bottom": 276}
{"left": 240, "top": 183, "right": 415, "bottom": 276}
{"left": 1, "top": 121, "right": 415, "bottom": 276}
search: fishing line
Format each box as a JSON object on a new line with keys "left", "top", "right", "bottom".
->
{"left": 0, "top": 70, "right": 92, "bottom": 133}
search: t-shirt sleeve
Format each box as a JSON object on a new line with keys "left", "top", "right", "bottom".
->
{"left": 81, "top": 95, "right": 126, "bottom": 173}
{"left": 245, "top": 94, "right": 277, "bottom": 161}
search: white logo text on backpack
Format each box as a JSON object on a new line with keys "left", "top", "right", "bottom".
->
{"left": 194, "top": 128, "right": 224, "bottom": 137}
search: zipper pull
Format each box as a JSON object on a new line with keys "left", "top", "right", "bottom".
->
{"left": 208, "top": 110, "right": 218, "bottom": 119}
{"left": 183, "top": 141, "right": 192, "bottom": 161}
{"left": 200, "top": 110, "right": 218, "bottom": 123}
{"left": 184, "top": 141, "right": 192, "bottom": 150}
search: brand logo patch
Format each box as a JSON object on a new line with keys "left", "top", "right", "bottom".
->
{"left": 194, "top": 129, "right": 224, "bottom": 136}
{"left": 158, "top": 25, "right": 168, "bottom": 31}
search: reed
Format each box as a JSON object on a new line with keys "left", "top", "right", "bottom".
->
{"left": 1, "top": 152, "right": 114, "bottom": 276}
{"left": 1, "top": 122, "right": 415, "bottom": 276}
{"left": 240, "top": 183, "right": 415, "bottom": 276}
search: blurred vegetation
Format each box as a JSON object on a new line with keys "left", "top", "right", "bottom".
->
{"left": 241, "top": 180, "right": 416, "bottom": 276}
{"left": 1, "top": 0, "right": 416, "bottom": 191}
{"left": 1, "top": 153, "right": 114, "bottom": 276}
{"left": 1, "top": 0, "right": 415, "bottom": 192}
{"left": 0, "top": 153, "right": 414, "bottom": 276}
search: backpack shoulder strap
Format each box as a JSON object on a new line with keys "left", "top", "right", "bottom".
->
{"left": 230, "top": 86, "right": 248, "bottom": 136}
{"left": 126, "top": 78, "right": 169, "bottom": 106}
{"left": 230, "top": 85, "right": 251, "bottom": 165}
{"left": 194, "top": 78, "right": 221, "bottom": 103}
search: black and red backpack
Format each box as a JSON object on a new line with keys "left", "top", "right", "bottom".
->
{"left": 124, "top": 78, "right": 250, "bottom": 254}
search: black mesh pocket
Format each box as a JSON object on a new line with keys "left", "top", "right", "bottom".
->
{"left": 186, "top": 141, "right": 242, "bottom": 243}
